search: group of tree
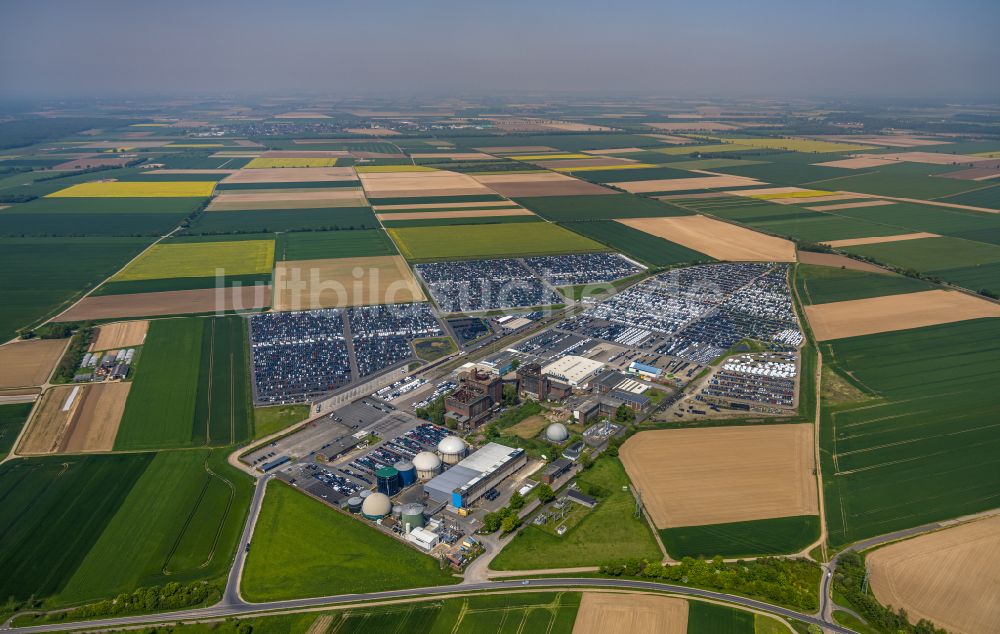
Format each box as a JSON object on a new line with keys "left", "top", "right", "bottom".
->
{"left": 600, "top": 556, "right": 820, "bottom": 612}
{"left": 20, "top": 582, "right": 219, "bottom": 626}
{"left": 49, "top": 326, "right": 94, "bottom": 383}
{"left": 415, "top": 394, "right": 447, "bottom": 425}
{"left": 833, "top": 552, "right": 948, "bottom": 634}
{"left": 481, "top": 505, "right": 523, "bottom": 535}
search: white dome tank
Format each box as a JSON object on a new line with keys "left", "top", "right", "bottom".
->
{"left": 361, "top": 492, "right": 392, "bottom": 519}
{"left": 545, "top": 422, "right": 569, "bottom": 442}
{"left": 437, "top": 435, "right": 468, "bottom": 464}
{"left": 413, "top": 451, "right": 443, "bottom": 480}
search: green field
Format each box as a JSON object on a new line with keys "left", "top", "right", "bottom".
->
{"left": 192, "top": 316, "right": 252, "bottom": 446}
{"left": 276, "top": 228, "right": 398, "bottom": 260}
{"left": 450, "top": 133, "right": 659, "bottom": 152}
{"left": 413, "top": 336, "right": 457, "bottom": 361}
{"left": 713, "top": 161, "right": 853, "bottom": 186}
{"left": 0, "top": 197, "right": 201, "bottom": 236}
{"left": 561, "top": 220, "right": 712, "bottom": 266}
{"left": 514, "top": 194, "right": 690, "bottom": 221}
{"left": 387, "top": 222, "right": 607, "bottom": 261}
{"left": 794, "top": 264, "right": 933, "bottom": 305}
{"left": 821, "top": 319, "right": 1000, "bottom": 545}
{"left": 0, "top": 236, "right": 152, "bottom": 340}
{"left": 187, "top": 207, "right": 378, "bottom": 234}
{"left": 490, "top": 457, "right": 662, "bottom": 570}
{"left": 831, "top": 202, "right": 1000, "bottom": 243}
{"left": 241, "top": 481, "right": 458, "bottom": 600}
{"left": 660, "top": 515, "right": 820, "bottom": 559}
{"left": 0, "top": 454, "right": 152, "bottom": 609}
{"left": 380, "top": 215, "right": 543, "bottom": 228}
{"left": 57, "top": 449, "right": 252, "bottom": 605}
{"left": 91, "top": 272, "right": 272, "bottom": 296}
{"left": 687, "top": 601, "right": 755, "bottom": 634}
{"left": 0, "top": 403, "right": 32, "bottom": 458}
{"left": 110, "top": 239, "right": 274, "bottom": 282}
{"left": 253, "top": 404, "right": 309, "bottom": 439}
{"left": 804, "top": 171, "right": 983, "bottom": 199}
{"left": 938, "top": 183, "right": 1000, "bottom": 210}
{"left": 367, "top": 194, "right": 504, "bottom": 206}
{"left": 752, "top": 215, "right": 903, "bottom": 242}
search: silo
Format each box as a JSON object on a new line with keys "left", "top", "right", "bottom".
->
{"left": 347, "top": 496, "right": 363, "bottom": 514}
{"left": 359, "top": 489, "right": 372, "bottom": 499}
{"left": 376, "top": 466, "right": 401, "bottom": 496}
{"left": 413, "top": 451, "right": 442, "bottom": 481}
{"left": 361, "top": 492, "right": 391, "bottom": 520}
{"left": 437, "top": 435, "right": 468, "bottom": 465}
{"left": 395, "top": 460, "right": 416, "bottom": 487}
{"left": 392, "top": 504, "right": 403, "bottom": 518}
{"left": 401, "top": 503, "right": 425, "bottom": 533}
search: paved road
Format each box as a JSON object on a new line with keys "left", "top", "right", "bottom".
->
{"left": 222, "top": 474, "right": 273, "bottom": 606}
{"left": 4, "top": 578, "right": 857, "bottom": 634}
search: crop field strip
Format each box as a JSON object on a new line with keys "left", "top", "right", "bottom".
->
{"left": 560, "top": 220, "right": 712, "bottom": 267}
{"left": 513, "top": 193, "right": 691, "bottom": 221}
{"left": 387, "top": 221, "right": 609, "bottom": 261}
{"left": 820, "top": 318, "right": 1000, "bottom": 546}
{"left": 794, "top": 264, "right": 933, "bottom": 305}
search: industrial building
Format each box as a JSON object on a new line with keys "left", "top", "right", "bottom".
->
{"left": 424, "top": 442, "right": 528, "bottom": 509}
{"left": 541, "top": 355, "right": 605, "bottom": 387}
{"left": 445, "top": 368, "right": 503, "bottom": 429}
{"left": 539, "top": 457, "right": 573, "bottom": 484}
{"left": 628, "top": 361, "right": 662, "bottom": 381}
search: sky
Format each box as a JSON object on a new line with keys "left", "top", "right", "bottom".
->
{"left": 1, "top": 0, "right": 997, "bottom": 99}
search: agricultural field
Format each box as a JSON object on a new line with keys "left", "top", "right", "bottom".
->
{"left": 616, "top": 216, "right": 796, "bottom": 261}
{"left": 19, "top": 382, "right": 131, "bottom": 454}
{"left": 0, "top": 237, "right": 152, "bottom": 341}
{"left": 820, "top": 319, "right": 1000, "bottom": 545}
{"left": 252, "top": 403, "right": 309, "bottom": 440}
{"left": 273, "top": 254, "right": 424, "bottom": 310}
{"left": 806, "top": 171, "right": 984, "bottom": 199}
{"left": 490, "top": 457, "right": 662, "bottom": 570}
{"left": 0, "top": 196, "right": 200, "bottom": 236}
{"left": 47, "top": 181, "right": 215, "bottom": 198}
{"left": 573, "top": 593, "right": 687, "bottom": 634}
{"left": 794, "top": 264, "right": 933, "bottom": 305}
{"left": 276, "top": 228, "right": 397, "bottom": 260}
{"left": 561, "top": 220, "right": 712, "bottom": 267}
{"left": 0, "top": 338, "right": 68, "bottom": 389}
{"left": 244, "top": 157, "right": 338, "bottom": 168}
{"left": 387, "top": 222, "right": 608, "bottom": 261}
{"left": 187, "top": 206, "right": 379, "bottom": 234}
{"left": 241, "top": 480, "right": 458, "bottom": 600}
{"left": 659, "top": 515, "right": 820, "bottom": 559}
{"left": 513, "top": 194, "right": 691, "bottom": 221}
{"left": 110, "top": 239, "right": 275, "bottom": 282}
{"left": 0, "top": 403, "right": 32, "bottom": 458}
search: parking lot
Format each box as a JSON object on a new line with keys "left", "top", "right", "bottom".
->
{"left": 348, "top": 303, "right": 443, "bottom": 377}
{"left": 415, "top": 258, "right": 563, "bottom": 313}
{"left": 523, "top": 252, "right": 644, "bottom": 287}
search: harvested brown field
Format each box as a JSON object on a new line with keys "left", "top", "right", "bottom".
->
{"left": 472, "top": 172, "right": 615, "bottom": 197}
{"left": 868, "top": 515, "right": 1000, "bottom": 634}
{"left": 53, "top": 156, "right": 132, "bottom": 170}
{"left": 56, "top": 286, "right": 272, "bottom": 321}
{"left": 938, "top": 166, "right": 1000, "bottom": 181}
{"left": 855, "top": 151, "right": 990, "bottom": 165}
{"left": 358, "top": 170, "right": 493, "bottom": 197}
{"left": 573, "top": 593, "right": 688, "bottom": 634}
{"left": 643, "top": 134, "right": 694, "bottom": 144}
{"left": 805, "top": 290, "right": 1000, "bottom": 340}
{"left": 813, "top": 156, "right": 897, "bottom": 169}
{"left": 537, "top": 158, "right": 639, "bottom": 169}
{"left": 408, "top": 152, "right": 495, "bottom": 160}
{"left": 91, "top": 320, "right": 149, "bottom": 351}
{"left": 620, "top": 425, "right": 817, "bottom": 528}
{"left": 824, "top": 232, "right": 940, "bottom": 248}
{"left": 273, "top": 255, "right": 424, "bottom": 311}
{"left": 372, "top": 200, "right": 517, "bottom": 211}
{"left": 806, "top": 200, "right": 894, "bottom": 211}
{"left": 615, "top": 175, "right": 761, "bottom": 193}
{"left": 18, "top": 382, "right": 130, "bottom": 455}
{"left": 796, "top": 251, "right": 892, "bottom": 273}
{"left": 474, "top": 145, "right": 558, "bottom": 153}
{"left": 376, "top": 208, "right": 533, "bottom": 221}
{"left": 618, "top": 215, "right": 796, "bottom": 262}
{"left": 814, "top": 135, "right": 947, "bottom": 148}
{"left": 643, "top": 121, "right": 739, "bottom": 131}
{"left": 0, "top": 339, "right": 69, "bottom": 389}
{"left": 344, "top": 127, "right": 400, "bottom": 136}
{"left": 207, "top": 190, "right": 367, "bottom": 211}
{"left": 583, "top": 147, "right": 646, "bottom": 155}
{"left": 220, "top": 167, "right": 357, "bottom": 183}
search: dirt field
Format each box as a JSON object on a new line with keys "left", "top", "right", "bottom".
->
{"left": 56, "top": 286, "right": 271, "bottom": 321}
{"left": 91, "top": 320, "right": 149, "bottom": 351}
{"left": 472, "top": 172, "right": 615, "bottom": 197}
{"left": 573, "top": 593, "right": 688, "bottom": 634}
{"left": 868, "top": 515, "right": 1000, "bottom": 634}
{"left": 824, "top": 232, "right": 940, "bottom": 248}
{"left": 813, "top": 157, "right": 897, "bottom": 169}
{"left": 796, "top": 251, "right": 892, "bottom": 273}
{"left": 376, "top": 208, "right": 534, "bottom": 221}
{"left": 814, "top": 135, "right": 947, "bottom": 148}
{"left": 220, "top": 167, "right": 357, "bottom": 183}
{"left": 0, "top": 339, "right": 69, "bottom": 389}
{"left": 584, "top": 147, "right": 646, "bottom": 155}
{"left": 806, "top": 200, "right": 894, "bottom": 211}
{"left": 618, "top": 215, "right": 796, "bottom": 262}
{"left": 644, "top": 121, "right": 739, "bottom": 131}
{"left": 621, "top": 425, "right": 817, "bottom": 528}
{"left": 474, "top": 145, "right": 559, "bottom": 153}
{"left": 18, "top": 382, "right": 130, "bottom": 454}
{"left": 273, "top": 255, "right": 424, "bottom": 310}
{"left": 344, "top": 127, "right": 399, "bottom": 136}
{"left": 207, "top": 189, "right": 367, "bottom": 211}
{"left": 856, "top": 151, "right": 990, "bottom": 165}
{"left": 614, "top": 175, "right": 761, "bottom": 193}
{"left": 408, "top": 152, "right": 495, "bottom": 160}
{"left": 358, "top": 170, "right": 493, "bottom": 197}
{"left": 939, "top": 167, "right": 1000, "bottom": 181}
{"left": 372, "top": 200, "right": 518, "bottom": 211}
{"left": 805, "top": 289, "right": 1000, "bottom": 340}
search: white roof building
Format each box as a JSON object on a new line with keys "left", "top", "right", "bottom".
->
{"left": 542, "top": 355, "right": 605, "bottom": 387}
{"left": 406, "top": 527, "right": 439, "bottom": 550}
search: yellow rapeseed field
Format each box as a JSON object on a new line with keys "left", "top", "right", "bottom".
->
{"left": 47, "top": 181, "right": 215, "bottom": 198}
{"left": 245, "top": 157, "right": 339, "bottom": 168}
{"left": 111, "top": 239, "right": 275, "bottom": 281}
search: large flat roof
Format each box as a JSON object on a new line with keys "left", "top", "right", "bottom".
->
{"left": 542, "top": 355, "right": 605, "bottom": 385}
{"left": 423, "top": 442, "right": 524, "bottom": 500}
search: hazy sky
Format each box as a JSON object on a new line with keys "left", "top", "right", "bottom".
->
{"left": 2, "top": 0, "right": 997, "bottom": 99}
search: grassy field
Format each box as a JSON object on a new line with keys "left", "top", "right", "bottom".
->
{"left": 0, "top": 453, "right": 152, "bottom": 609}
{"left": 110, "top": 239, "right": 275, "bottom": 282}
{"left": 0, "top": 402, "right": 32, "bottom": 458}
{"left": 187, "top": 207, "right": 379, "bottom": 234}
{"left": 91, "top": 272, "right": 272, "bottom": 296}
{"left": 821, "top": 318, "right": 1000, "bottom": 546}
{"left": 831, "top": 202, "right": 1000, "bottom": 243}
{"left": 660, "top": 515, "right": 820, "bottom": 559}
{"left": 804, "top": 171, "right": 983, "bottom": 199}
{"left": 0, "top": 196, "right": 200, "bottom": 237}
{"left": 47, "top": 181, "right": 215, "bottom": 198}
{"left": 490, "top": 457, "right": 662, "bottom": 570}
{"left": 253, "top": 404, "right": 309, "bottom": 439}
{"left": 413, "top": 336, "right": 457, "bottom": 361}
{"left": 245, "top": 157, "right": 337, "bottom": 168}
{"left": 57, "top": 449, "right": 252, "bottom": 605}
{"left": 938, "top": 183, "right": 1000, "bottom": 209}
{"left": 514, "top": 194, "right": 690, "bottom": 221}
{"left": 387, "top": 222, "right": 607, "bottom": 261}
{"left": 687, "top": 601, "right": 755, "bottom": 634}
{"left": 380, "top": 215, "right": 542, "bottom": 228}
{"left": 712, "top": 161, "right": 853, "bottom": 186}
{"left": 717, "top": 137, "right": 876, "bottom": 153}
{"left": 561, "top": 220, "right": 712, "bottom": 266}
{"left": 0, "top": 236, "right": 152, "bottom": 340}
{"left": 366, "top": 194, "right": 504, "bottom": 206}
{"left": 276, "top": 228, "right": 397, "bottom": 260}
{"left": 794, "top": 264, "right": 933, "bottom": 305}
{"left": 192, "top": 316, "right": 252, "bottom": 446}
{"left": 242, "top": 481, "right": 458, "bottom": 600}
{"left": 114, "top": 318, "right": 203, "bottom": 450}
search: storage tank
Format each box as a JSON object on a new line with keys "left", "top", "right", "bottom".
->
{"left": 376, "top": 466, "right": 401, "bottom": 496}
{"left": 395, "top": 460, "right": 416, "bottom": 487}
{"left": 412, "top": 451, "right": 442, "bottom": 481}
{"left": 437, "top": 435, "right": 468, "bottom": 465}
{"left": 392, "top": 504, "right": 403, "bottom": 518}
{"left": 359, "top": 489, "right": 372, "bottom": 499}
{"left": 545, "top": 422, "right": 569, "bottom": 443}
{"left": 347, "top": 496, "right": 363, "bottom": 514}
{"left": 401, "top": 503, "right": 425, "bottom": 533}
{"left": 361, "top": 492, "right": 391, "bottom": 519}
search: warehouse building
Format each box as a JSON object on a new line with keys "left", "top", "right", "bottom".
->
{"left": 542, "top": 355, "right": 605, "bottom": 387}
{"left": 423, "top": 442, "right": 527, "bottom": 509}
